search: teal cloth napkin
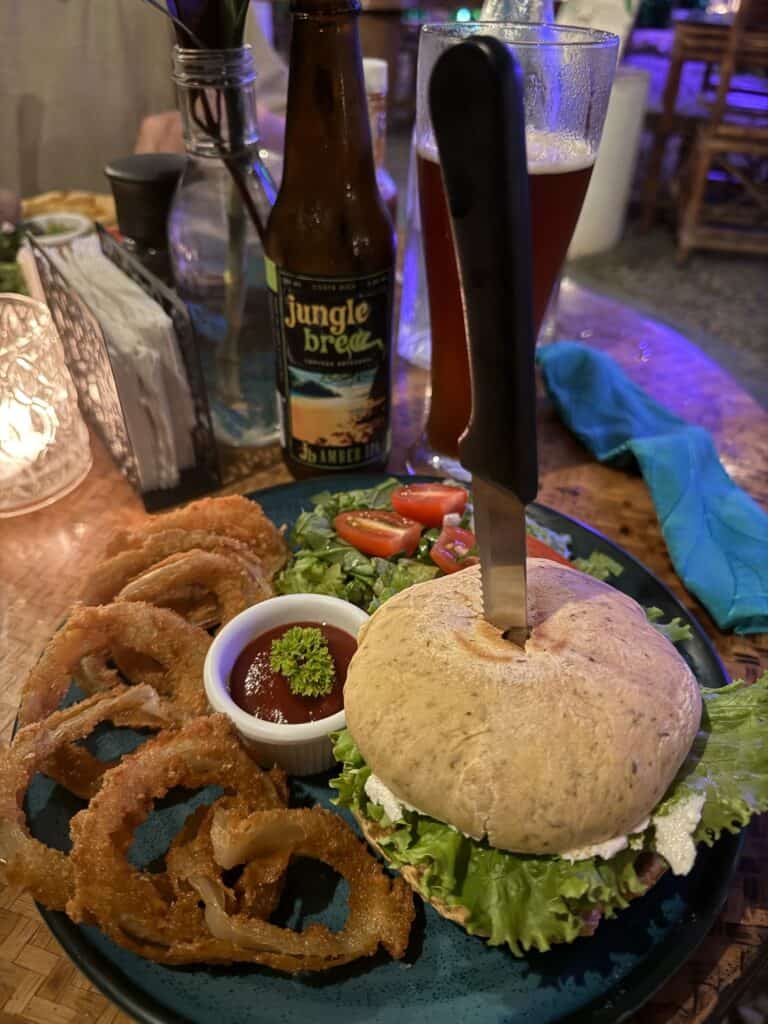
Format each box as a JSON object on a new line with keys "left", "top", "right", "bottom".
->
{"left": 537, "top": 341, "right": 768, "bottom": 635}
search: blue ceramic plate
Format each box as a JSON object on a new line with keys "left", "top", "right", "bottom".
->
{"left": 29, "top": 474, "right": 741, "bottom": 1024}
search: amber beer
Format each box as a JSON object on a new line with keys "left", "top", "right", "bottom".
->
{"left": 264, "top": 0, "right": 395, "bottom": 477}
{"left": 418, "top": 136, "right": 594, "bottom": 459}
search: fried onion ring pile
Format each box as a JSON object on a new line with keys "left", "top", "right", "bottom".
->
{"left": 115, "top": 549, "right": 272, "bottom": 630}
{"left": 19, "top": 602, "right": 210, "bottom": 728}
{"left": 196, "top": 805, "right": 415, "bottom": 971}
{"left": 2, "top": 494, "right": 415, "bottom": 976}
{"left": 17, "top": 602, "right": 211, "bottom": 796}
{"left": 80, "top": 528, "right": 268, "bottom": 607}
{"left": 68, "top": 715, "right": 413, "bottom": 968}
{"left": 0, "top": 686, "right": 168, "bottom": 908}
{"left": 68, "top": 715, "right": 287, "bottom": 958}
{"left": 105, "top": 495, "right": 289, "bottom": 578}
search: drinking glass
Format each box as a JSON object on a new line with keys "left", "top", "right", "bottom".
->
{"left": 407, "top": 22, "right": 618, "bottom": 480}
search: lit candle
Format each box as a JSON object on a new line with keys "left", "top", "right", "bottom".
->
{"left": 0, "top": 295, "right": 91, "bottom": 516}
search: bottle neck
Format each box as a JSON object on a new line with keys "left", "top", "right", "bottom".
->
{"left": 281, "top": 11, "right": 376, "bottom": 191}
{"left": 172, "top": 46, "right": 261, "bottom": 158}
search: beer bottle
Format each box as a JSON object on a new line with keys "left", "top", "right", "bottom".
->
{"left": 264, "top": 0, "right": 395, "bottom": 477}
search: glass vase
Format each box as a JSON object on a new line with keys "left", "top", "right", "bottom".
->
{"left": 168, "top": 46, "right": 280, "bottom": 471}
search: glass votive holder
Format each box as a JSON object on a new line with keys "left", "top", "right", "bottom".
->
{"left": 0, "top": 294, "right": 92, "bottom": 517}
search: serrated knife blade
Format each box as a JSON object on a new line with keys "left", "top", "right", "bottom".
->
{"left": 471, "top": 475, "right": 527, "bottom": 644}
{"left": 429, "top": 38, "right": 538, "bottom": 648}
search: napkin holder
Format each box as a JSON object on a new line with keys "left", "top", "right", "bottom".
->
{"left": 29, "top": 228, "right": 221, "bottom": 511}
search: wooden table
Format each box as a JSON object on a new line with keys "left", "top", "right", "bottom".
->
{"left": 0, "top": 280, "right": 766, "bottom": 1024}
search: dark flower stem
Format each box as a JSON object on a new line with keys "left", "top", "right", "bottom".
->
{"left": 139, "top": 0, "right": 270, "bottom": 242}
{"left": 137, "top": 0, "right": 204, "bottom": 46}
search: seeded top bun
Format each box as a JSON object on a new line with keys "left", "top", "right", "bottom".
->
{"left": 344, "top": 560, "right": 701, "bottom": 855}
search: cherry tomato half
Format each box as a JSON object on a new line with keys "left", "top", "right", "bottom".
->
{"left": 334, "top": 510, "right": 422, "bottom": 558}
{"left": 526, "top": 536, "right": 571, "bottom": 566}
{"left": 391, "top": 483, "right": 468, "bottom": 528}
{"left": 430, "top": 525, "right": 479, "bottom": 574}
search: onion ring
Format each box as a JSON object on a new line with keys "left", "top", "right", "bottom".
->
{"left": 39, "top": 744, "right": 118, "bottom": 801}
{"left": 192, "top": 805, "right": 415, "bottom": 972}
{"left": 19, "top": 602, "right": 210, "bottom": 728}
{"left": 0, "top": 685, "right": 166, "bottom": 909}
{"left": 105, "top": 496, "right": 289, "bottom": 578}
{"left": 73, "top": 644, "right": 167, "bottom": 696}
{"left": 115, "top": 549, "right": 272, "bottom": 630}
{"left": 81, "top": 529, "right": 267, "bottom": 606}
{"left": 166, "top": 795, "right": 288, "bottom": 922}
{"left": 67, "top": 715, "right": 289, "bottom": 960}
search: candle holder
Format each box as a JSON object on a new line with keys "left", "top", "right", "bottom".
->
{"left": 0, "top": 294, "right": 92, "bottom": 517}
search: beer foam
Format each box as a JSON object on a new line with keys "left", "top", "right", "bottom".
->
{"left": 525, "top": 130, "right": 594, "bottom": 174}
{"left": 418, "top": 130, "right": 594, "bottom": 174}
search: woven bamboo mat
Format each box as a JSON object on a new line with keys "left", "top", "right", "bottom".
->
{"left": 0, "top": 887, "right": 129, "bottom": 1023}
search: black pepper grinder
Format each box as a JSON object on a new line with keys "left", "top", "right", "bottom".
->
{"left": 104, "top": 153, "right": 186, "bottom": 284}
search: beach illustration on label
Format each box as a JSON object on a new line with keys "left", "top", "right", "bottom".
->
{"left": 288, "top": 368, "right": 386, "bottom": 447}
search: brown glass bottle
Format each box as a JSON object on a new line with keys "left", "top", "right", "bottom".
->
{"left": 264, "top": 0, "right": 395, "bottom": 478}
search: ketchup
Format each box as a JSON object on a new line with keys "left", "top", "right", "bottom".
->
{"left": 228, "top": 621, "right": 356, "bottom": 725}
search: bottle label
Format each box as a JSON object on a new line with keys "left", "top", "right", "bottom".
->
{"left": 266, "top": 259, "right": 392, "bottom": 470}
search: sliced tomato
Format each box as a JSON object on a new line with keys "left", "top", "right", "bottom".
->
{"left": 430, "top": 525, "right": 479, "bottom": 574}
{"left": 391, "top": 483, "right": 468, "bottom": 528}
{"left": 334, "top": 510, "right": 422, "bottom": 558}
{"left": 526, "top": 535, "right": 571, "bottom": 566}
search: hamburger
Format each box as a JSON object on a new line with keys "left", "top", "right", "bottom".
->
{"left": 333, "top": 559, "right": 768, "bottom": 954}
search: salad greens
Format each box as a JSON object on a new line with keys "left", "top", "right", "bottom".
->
{"left": 332, "top": 671, "right": 768, "bottom": 955}
{"left": 275, "top": 479, "right": 692, "bottom": 642}
{"left": 646, "top": 606, "right": 693, "bottom": 644}
{"left": 275, "top": 480, "right": 441, "bottom": 613}
{"left": 573, "top": 551, "right": 623, "bottom": 581}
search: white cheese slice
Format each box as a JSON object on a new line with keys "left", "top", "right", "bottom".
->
{"left": 364, "top": 774, "right": 421, "bottom": 823}
{"left": 652, "top": 792, "right": 706, "bottom": 876}
{"left": 560, "top": 818, "right": 650, "bottom": 863}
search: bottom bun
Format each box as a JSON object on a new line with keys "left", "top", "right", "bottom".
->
{"left": 353, "top": 810, "right": 669, "bottom": 944}
{"left": 353, "top": 811, "right": 471, "bottom": 930}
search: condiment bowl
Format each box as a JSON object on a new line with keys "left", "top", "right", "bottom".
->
{"left": 204, "top": 594, "right": 369, "bottom": 776}
{"left": 26, "top": 212, "right": 94, "bottom": 247}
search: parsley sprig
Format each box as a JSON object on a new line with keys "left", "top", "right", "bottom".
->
{"left": 270, "top": 626, "right": 335, "bottom": 698}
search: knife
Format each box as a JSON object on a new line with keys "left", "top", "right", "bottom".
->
{"left": 429, "top": 35, "right": 538, "bottom": 646}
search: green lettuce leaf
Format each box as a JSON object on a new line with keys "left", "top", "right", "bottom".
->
{"left": 654, "top": 671, "right": 768, "bottom": 844}
{"left": 276, "top": 545, "right": 439, "bottom": 613}
{"left": 646, "top": 606, "right": 693, "bottom": 643}
{"left": 573, "top": 551, "right": 624, "bottom": 581}
{"left": 370, "top": 559, "right": 440, "bottom": 610}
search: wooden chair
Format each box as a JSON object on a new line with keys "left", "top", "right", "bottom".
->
{"left": 640, "top": 14, "right": 733, "bottom": 229}
{"left": 676, "top": 0, "right": 768, "bottom": 260}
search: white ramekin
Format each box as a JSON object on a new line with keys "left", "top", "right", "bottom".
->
{"left": 26, "top": 213, "right": 94, "bottom": 247}
{"left": 204, "top": 594, "right": 369, "bottom": 776}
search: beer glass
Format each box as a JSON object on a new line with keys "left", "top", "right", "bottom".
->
{"left": 409, "top": 23, "right": 618, "bottom": 479}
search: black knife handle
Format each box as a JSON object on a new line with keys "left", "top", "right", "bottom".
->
{"left": 429, "top": 35, "right": 538, "bottom": 504}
